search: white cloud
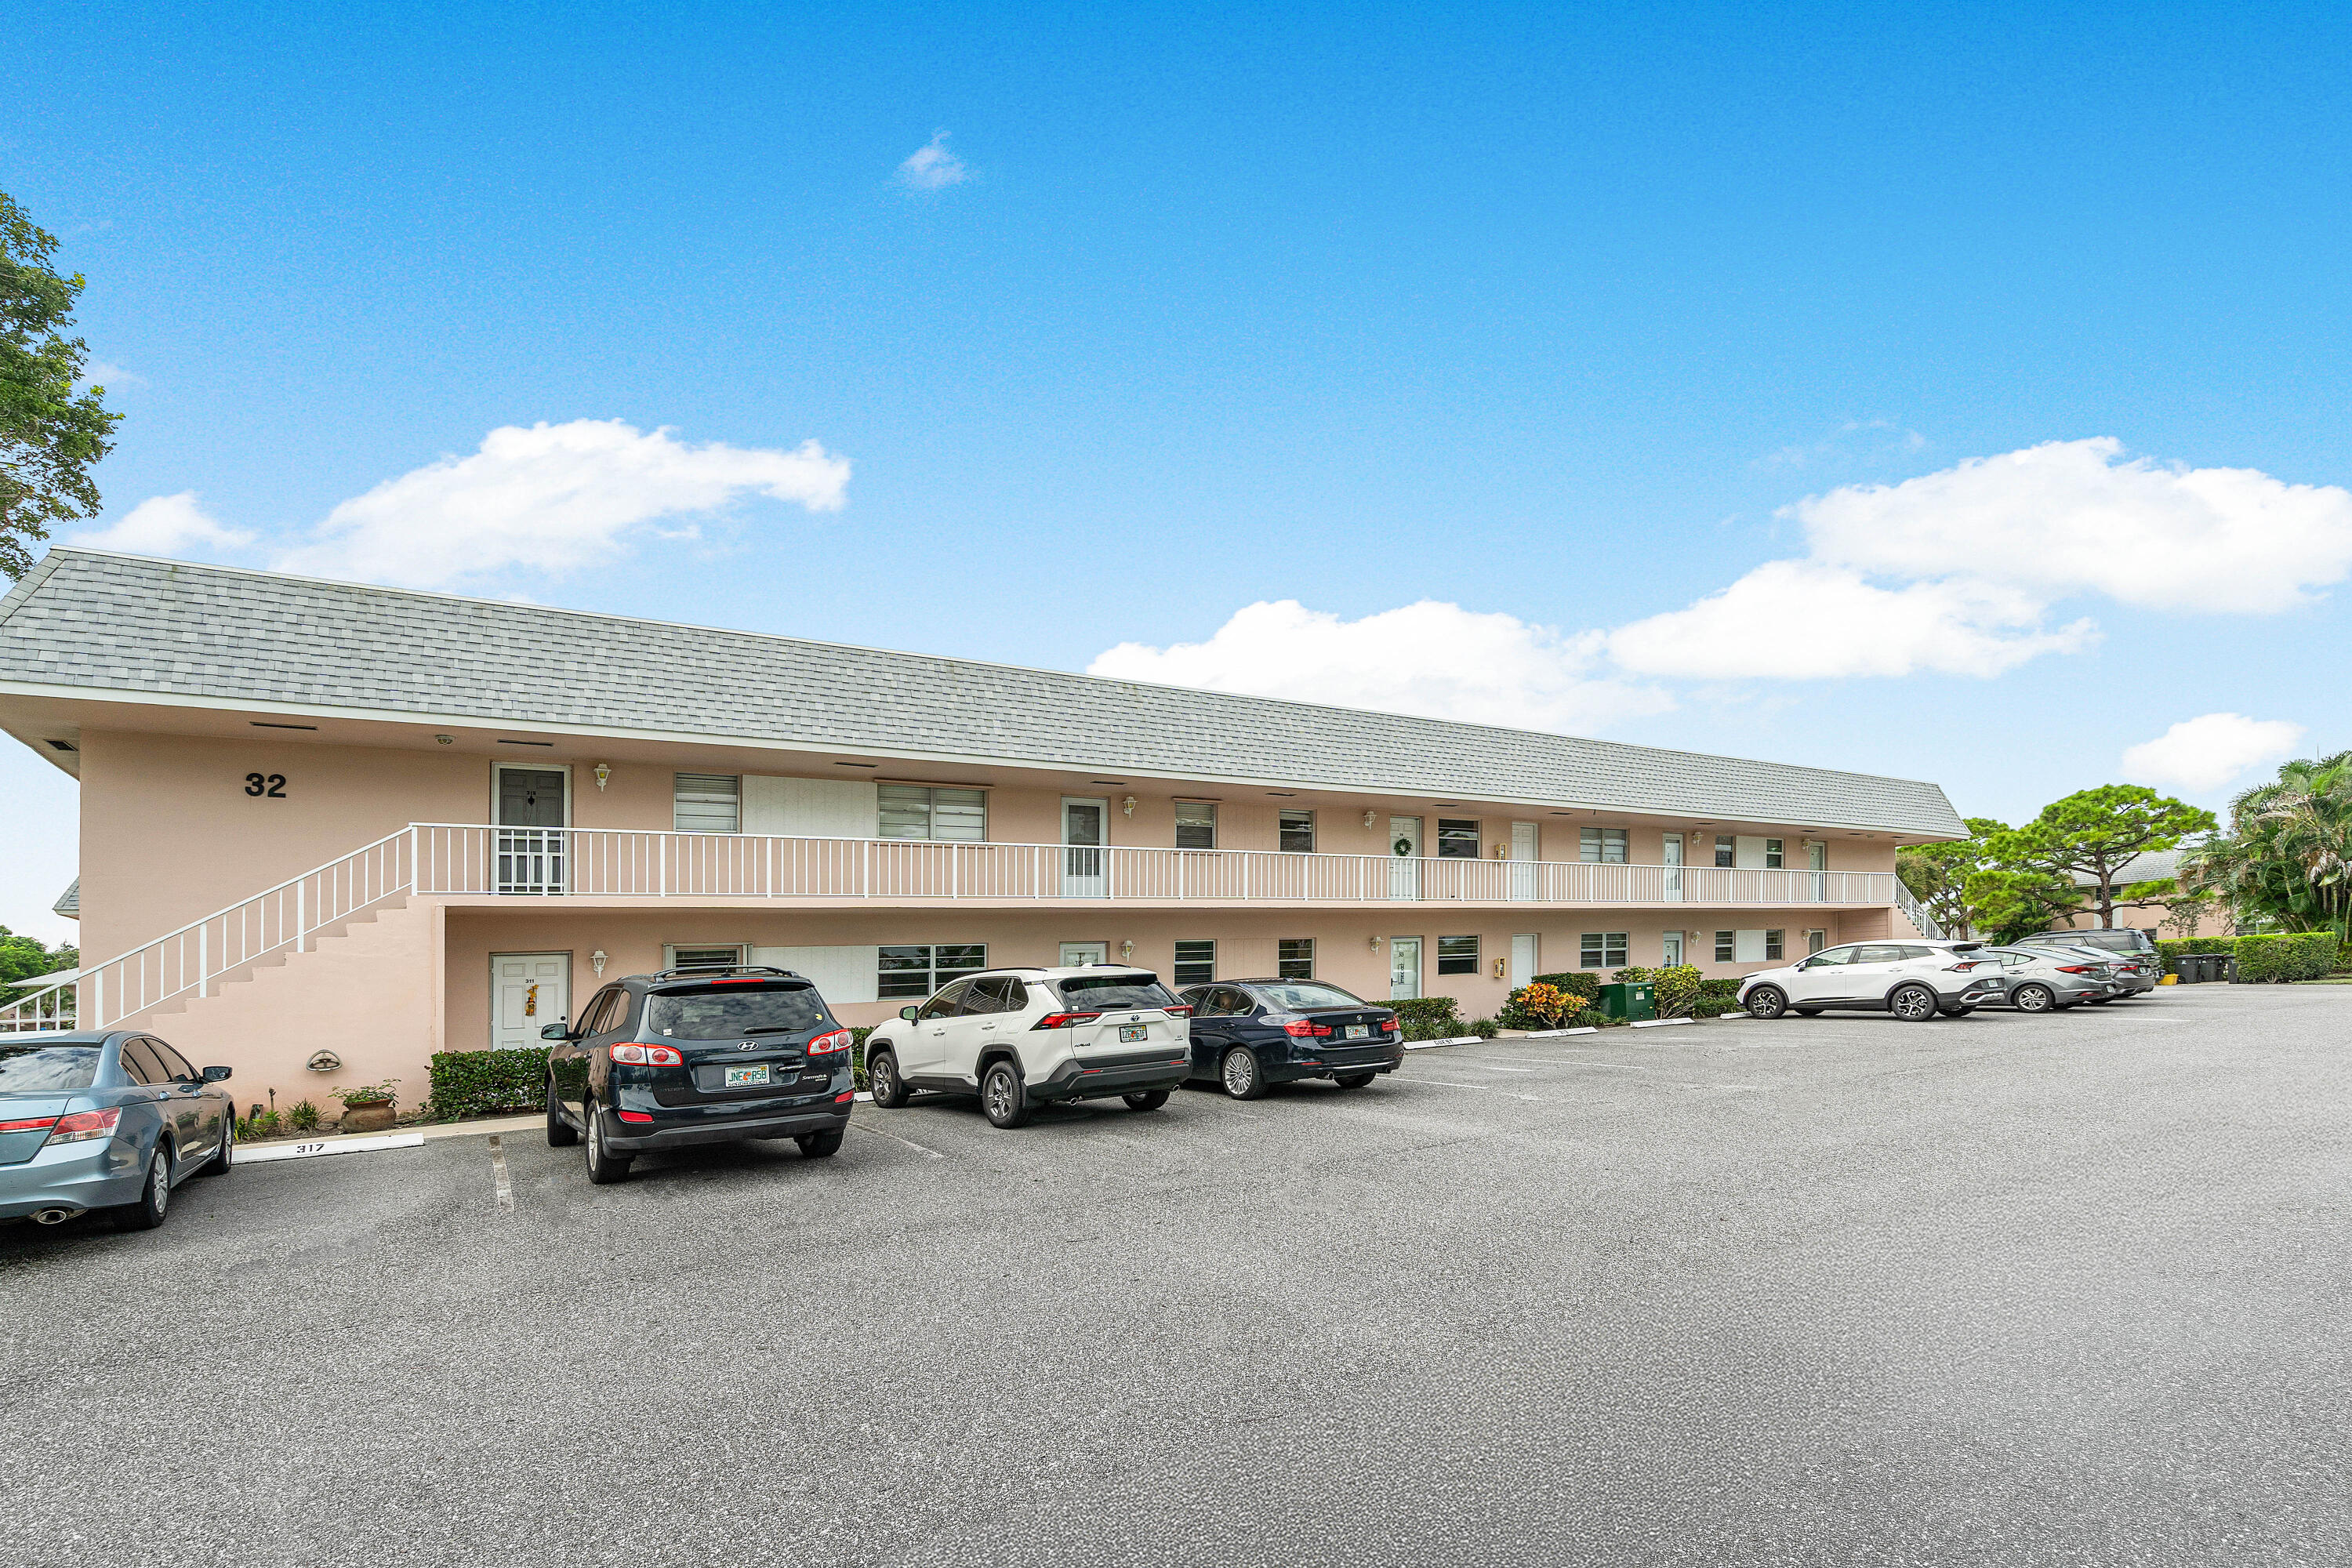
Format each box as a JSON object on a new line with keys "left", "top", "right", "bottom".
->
{"left": 1609, "top": 437, "right": 2352, "bottom": 681}
{"left": 71, "top": 492, "right": 254, "bottom": 554}
{"left": 1606, "top": 561, "right": 2098, "bottom": 679}
{"left": 81, "top": 359, "right": 147, "bottom": 389}
{"left": 2122, "top": 713, "right": 2306, "bottom": 793}
{"left": 277, "top": 419, "right": 850, "bottom": 589}
{"left": 1798, "top": 437, "right": 2352, "bottom": 613}
{"left": 897, "top": 131, "right": 970, "bottom": 191}
{"left": 1088, "top": 599, "right": 1669, "bottom": 732}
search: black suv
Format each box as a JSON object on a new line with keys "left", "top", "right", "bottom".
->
{"left": 1176, "top": 978, "right": 1403, "bottom": 1098}
{"left": 543, "top": 966, "right": 854, "bottom": 1183}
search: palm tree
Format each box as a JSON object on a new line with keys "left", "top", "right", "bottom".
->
{"left": 2181, "top": 752, "right": 2352, "bottom": 941}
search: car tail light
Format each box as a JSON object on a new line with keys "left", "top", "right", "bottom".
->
{"left": 611, "top": 1043, "right": 685, "bottom": 1066}
{"left": 615, "top": 1109, "right": 653, "bottom": 1123}
{"left": 807, "top": 1029, "right": 853, "bottom": 1056}
{"left": 1381, "top": 1017, "right": 1400, "bottom": 1033}
{"left": 1944, "top": 960, "right": 1984, "bottom": 971}
{"left": 834, "top": 1090, "right": 855, "bottom": 1103}
{"left": 1280, "top": 1019, "right": 1332, "bottom": 1037}
{"left": 1, "top": 1115, "right": 60, "bottom": 1134}
{"left": 1163, "top": 1005, "right": 1193, "bottom": 1018}
{"left": 710, "top": 978, "right": 766, "bottom": 985}
{"left": 2055, "top": 964, "right": 2096, "bottom": 975}
{"left": 45, "top": 1108, "right": 121, "bottom": 1145}
{"left": 1032, "top": 1011, "right": 1103, "bottom": 1030}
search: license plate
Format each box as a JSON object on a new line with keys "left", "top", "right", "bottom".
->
{"left": 724, "top": 1065, "right": 771, "bottom": 1087}
{"left": 1344, "top": 1024, "right": 1369, "bottom": 1039}
{"left": 1118, "top": 1024, "right": 1148, "bottom": 1043}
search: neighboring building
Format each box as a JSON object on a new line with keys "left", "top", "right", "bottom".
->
{"left": 0, "top": 549, "right": 1965, "bottom": 1105}
{"left": 2054, "top": 849, "right": 2230, "bottom": 938}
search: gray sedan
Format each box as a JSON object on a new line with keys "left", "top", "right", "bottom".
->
{"left": 1977, "top": 946, "right": 2118, "bottom": 1012}
{"left": 1, "top": 1031, "right": 234, "bottom": 1231}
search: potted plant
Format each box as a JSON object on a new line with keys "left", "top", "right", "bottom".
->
{"left": 332, "top": 1080, "right": 401, "bottom": 1133}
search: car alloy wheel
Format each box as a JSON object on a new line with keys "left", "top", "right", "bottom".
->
{"left": 1745, "top": 986, "right": 1788, "bottom": 1021}
{"left": 981, "top": 1062, "right": 1030, "bottom": 1128}
{"left": 584, "top": 1104, "right": 632, "bottom": 1184}
{"left": 201, "top": 1112, "right": 235, "bottom": 1176}
{"left": 868, "top": 1050, "right": 906, "bottom": 1109}
{"left": 117, "top": 1148, "right": 171, "bottom": 1230}
{"left": 1889, "top": 984, "right": 1937, "bottom": 1022}
{"left": 1221, "top": 1046, "right": 1265, "bottom": 1100}
{"left": 2013, "top": 983, "right": 2056, "bottom": 1014}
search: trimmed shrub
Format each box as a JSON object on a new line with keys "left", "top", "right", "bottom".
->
{"left": 2233, "top": 932, "right": 2338, "bottom": 983}
{"left": 1533, "top": 971, "right": 1601, "bottom": 1001}
{"left": 1697, "top": 977, "right": 1740, "bottom": 1000}
{"left": 1568, "top": 1006, "right": 1615, "bottom": 1029}
{"left": 1498, "top": 981, "right": 1576, "bottom": 1029}
{"left": 1393, "top": 996, "right": 1465, "bottom": 1041}
{"left": 1468, "top": 1016, "right": 1499, "bottom": 1039}
{"left": 1691, "top": 996, "right": 1744, "bottom": 1018}
{"left": 850, "top": 1025, "right": 874, "bottom": 1090}
{"left": 426, "top": 1047, "right": 549, "bottom": 1120}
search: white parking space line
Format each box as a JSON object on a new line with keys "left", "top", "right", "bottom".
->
{"left": 1466, "top": 1065, "right": 1535, "bottom": 1073}
{"left": 488, "top": 1135, "right": 514, "bottom": 1215}
{"left": 1409, "top": 1077, "right": 1543, "bottom": 1102}
{"left": 848, "top": 1123, "right": 944, "bottom": 1160}
{"left": 1526, "top": 1059, "right": 1652, "bottom": 1069}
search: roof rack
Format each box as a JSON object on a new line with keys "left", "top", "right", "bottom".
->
{"left": 646, "top": 964, "right": 805, "bottom": 983}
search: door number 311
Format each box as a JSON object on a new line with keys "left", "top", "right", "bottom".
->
{"left": 245, "top": 773, "right": 288, "bottom": 797}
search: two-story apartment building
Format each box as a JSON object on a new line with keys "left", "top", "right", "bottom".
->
{"left": 1, "top": 549, "right": 1965, "bottom": 1106}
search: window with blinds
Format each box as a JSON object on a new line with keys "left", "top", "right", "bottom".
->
{"left": 674, "top": 774, "right": 741, "bottom": 833}
{"left": 1278, "top": 938, "right": 1314, "bottom": 980}
{"left": 1174, "top": 940, "right": 1215, "bottom": 986}
{"left": 1175, "top": 801, "right": 1217, "bottom": 849}
{"left": 878, "top": 785, "right": 987, "bottom": 841}
{"left": 1579, "top": 826, "right": 1628, "bottom": 863}
{"left": 877, "top": 944, "right": 988, "bottom": 999}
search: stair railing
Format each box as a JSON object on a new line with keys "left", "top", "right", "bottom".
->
{"left": 0, "top": 828, "right": 416, "bottom": 1034}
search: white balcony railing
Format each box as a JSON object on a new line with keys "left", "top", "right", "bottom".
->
{"left": 412, "top": 824, "right": 1897, "bottom": 907}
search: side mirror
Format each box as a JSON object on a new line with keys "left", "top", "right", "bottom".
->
{"left": 899, "top": 1006, "right": 919, "bottom": 1022}
{"left": 540, "top": 1022, "right": 572, "bottom": 1041}
{"left": 201, "top": 1065, "right": 233, "bottom": 1083}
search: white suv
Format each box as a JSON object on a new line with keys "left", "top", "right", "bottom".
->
{"left": 862, "top": 967, "right": 1194, "bottom": 1128}
{"left": 1739, "top": 940, "right": 2007, "bottom": 1022}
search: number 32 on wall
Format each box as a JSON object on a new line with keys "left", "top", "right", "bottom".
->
{"left": 245, "top": 772, "right": 288, "bottom": 798}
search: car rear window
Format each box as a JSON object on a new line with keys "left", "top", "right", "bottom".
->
{"left": 1251, "top": 982, "right": 1367, "bottom": 1012}
{"left": 645, "top": 984, "right": 830, "bottom": 1040}
{"left": 0, "top": 1045, "right": 101, "bottom": 1093}
{"left": 1054, "top": 973, "right": 1180, "bottom": 1011}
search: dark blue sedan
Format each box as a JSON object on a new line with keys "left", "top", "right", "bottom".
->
{"left": 1176, "top": 979, "right": 1403, "bottom": 1098}
{"left": 1, "top": 1032, "right": 234, "bottom": 1231}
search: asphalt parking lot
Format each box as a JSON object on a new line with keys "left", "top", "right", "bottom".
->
{"left": 5, "top": 985, "right": 2349, "bottom": 1568}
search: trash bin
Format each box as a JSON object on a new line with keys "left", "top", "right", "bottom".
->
{"left": 2173, "top": 956, "right": 2201, "bottom": 985}
{"left": 1598, "top": 981, "right": 1656, "bottom": 1021}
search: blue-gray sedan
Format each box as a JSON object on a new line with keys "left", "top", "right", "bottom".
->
{"left": 1, "top": 1031, "right": 234, "bottom": 1231}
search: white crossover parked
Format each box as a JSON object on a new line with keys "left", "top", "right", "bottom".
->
{"left": 862, "top": 967, "right": 1194, "bottom": 1129}
{"left": 1738, "top": 939, "right": 2008, "bottom": 1022}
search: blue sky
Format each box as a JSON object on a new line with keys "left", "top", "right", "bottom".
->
{"left": 7, "top": 1, "right": 2352, "bottom": 942}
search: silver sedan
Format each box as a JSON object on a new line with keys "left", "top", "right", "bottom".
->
{"left": 1977, "top": 946, "right": 2117, "bottom": 1013}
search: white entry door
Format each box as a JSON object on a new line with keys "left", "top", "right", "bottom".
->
{"left": 1388, "top": 816, "right": 1422, "bottom": 900}
{"left": 1062, "top": 797, "right": 1109, "bottom": 898}
{"left": 1509, "top": 822, "right": 1538, "bottom": 902}
{"left": 1060, "top": 942, "right": 1108, "bottom": 967}
{"left": 1663, "top": 833, "right": 1683, "bottom": 901}
{"left": 492, "top": 953, "right": 569, "bottom": 1049}
{"left": 1661, "top": 931, "right": 1686, "bottom": 967}
{"left": 1808, "top": 840, "right": 1828, "bottom": 900}
{"left": 1389, "top": 936, "right": 1422, "bottom": 1000}
{"left": 1509, "top": 934, "right": 1538, "bottom": 988}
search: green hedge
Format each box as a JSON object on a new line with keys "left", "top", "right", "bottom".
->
{"left": 1698, "top": 977, "right": 1740, "bottom": 1000}
{"left": 2157, "top": 933, "right": 2339, "bottom": 982}
{"left": 1691, "top": 995, "right": 1745, "bottom": 1018}
{"left": 2233, "top": 932, "right": 2339, "bottom": 982}
{"left": 1532, "top": 971, "right": 1601, "bottom": 1000}
{"left": 427, "top": 1047, "right": 550, "bottom": 1120}
{"left": 1392, "top": 996, "right": 1466, "bottom": 1040}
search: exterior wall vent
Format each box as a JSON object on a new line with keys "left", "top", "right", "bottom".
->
{"left": 45, "top": 739, "right": 77, "bottom": 752}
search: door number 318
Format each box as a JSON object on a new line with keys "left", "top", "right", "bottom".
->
{"left": 245, "top": 772, "right": 288, "bottom": 797}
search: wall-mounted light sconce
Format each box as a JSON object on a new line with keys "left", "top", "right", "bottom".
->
{"left": 593, "top": 762, "right": 612, "bottom": 791}
{"left": 1492, "top": 957, "right": 1506, "bottom": 978}
{"left": 1120, "top": 940, "right": 1135, "bottom": 961}
{"left": 1122, "top": 796, "right": 1137, "bottom": 818}
{"left": 1369, "top": 935, "right": 1384, "bottom": 949}
{"left": 591, "top": 949, "right": 608, "bottom": 977}
{"left": 1363, "top": 810, "right": 1377, "bottom": 829}
{"left": 434, "top": 735, "right": 453, "bottom": 746}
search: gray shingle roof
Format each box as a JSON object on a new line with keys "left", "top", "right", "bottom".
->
{"left": 51, "top": 878, "right": 78, "bottom": 919}
{"left": 1, "top": 549, "right": 1967, "bottom": 836}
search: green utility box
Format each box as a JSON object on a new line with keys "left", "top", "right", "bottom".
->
{"left": 1597, "top": 981, "right": 1655, "bottom": 1022}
